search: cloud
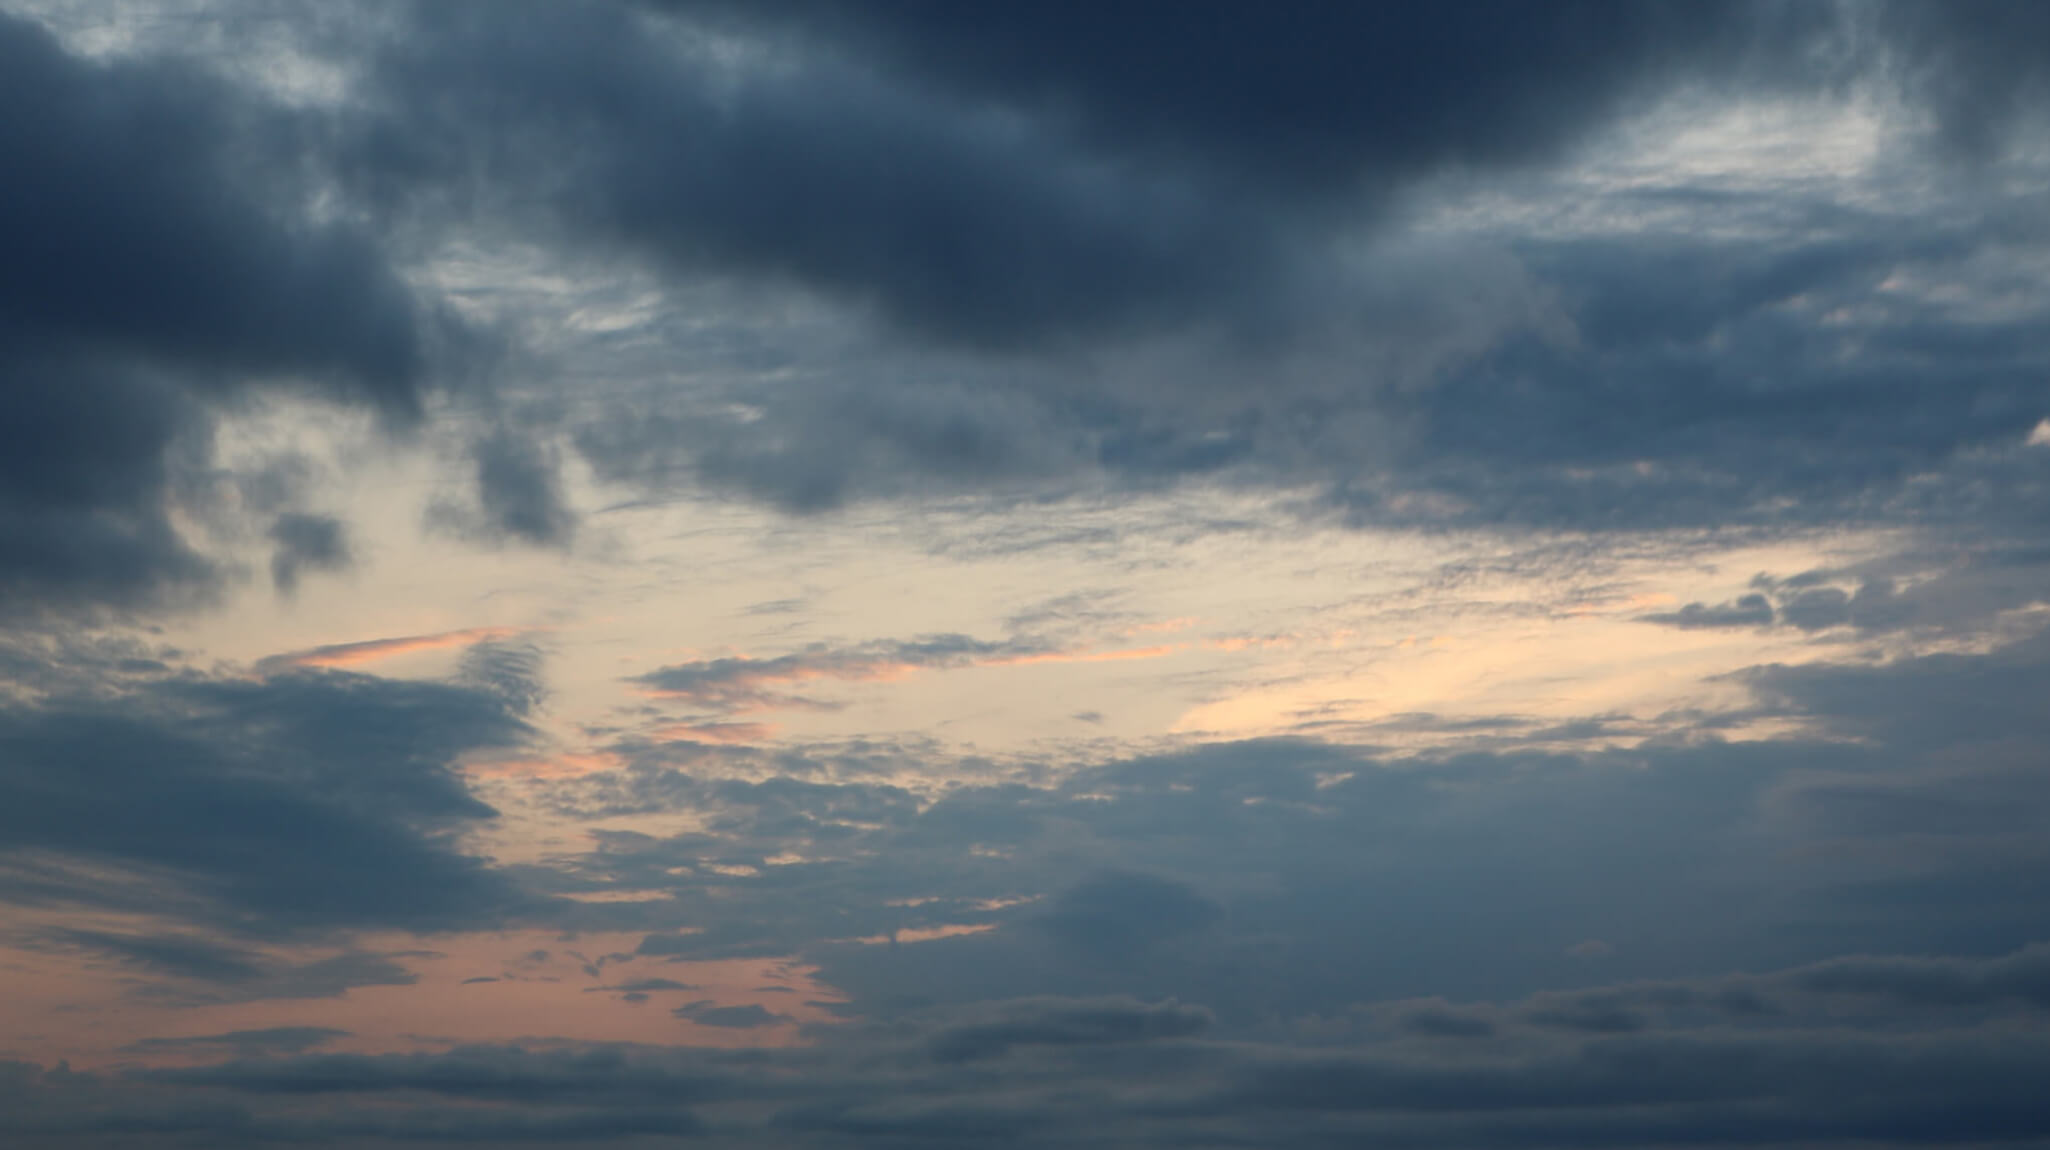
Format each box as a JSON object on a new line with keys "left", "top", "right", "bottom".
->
{"left": 0, "top": 0, "right": 1988, "bottom": 543}
{"left": 3, "top": 5, "right": 2050, "bottom": 1146}
{"left": 508, "top": 620, "right": 2050, "bottom": 1025}
{"left": 632, "top": 635, "right": 1022, "bottom": 714}
{"left": 123, "top": 1027, "right": 350, "bottom": 1057}
{"left": 674, "top": 1, "right": 1822, "bottom": 203}
{"left": 456, "top": 639, "right": 549, "bottom": 717}
{"left": 1032, "top": 871, "right": 1222, "bottom": 958}
{"left": 0, "top": 11, "right": 445, "bottom": 609}
{"left": 5, "top": 957, "right": 2046, "bottom": 1147}
{"left": 5, "top": 0, "right": 2045, "bottom": 577}
{"left": 361, "top": 0, "right": 1290, "bottom": 351}
{"left": 265, "top": 512, "right": 350, "bottom": 594}
{"left": 426, "top": 427, "right": 579, "bottom": 548}
{"left": 1790, "top": 946, "right": 2050, "bottom": 1010}
{"left": 631, "top": 632, "right": 1179, "bottom": 716}
{"left": 924, "top": 996, "right": 1211, "bottom": 1062}
{"left": 260, "top": 626, "right": 522, "bottom": 671}
{"left": 1642, "top": 550, "right": 2050, "bottom": 639}
{"left": 36, "top": 930, "right": 419, "bottom": 1002}
{"left": 606, "top": 978, "right": 699, "bottom": 994}
{"left": 1641, "top": 593, "right": 1775, "bottom": 629}
{"left": 46, "top": 929, "right": 265, "bottom": 984}
{"left": 672, "top": 1000, "right": 787, "bottom": 1029}
{"left": 1878, "top": 0, "right": 2050, "bottom": 159}
{"left": 0, "top": 665, "right": 540, "bottom": 938}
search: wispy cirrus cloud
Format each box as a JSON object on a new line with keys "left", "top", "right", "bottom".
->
{"left": 632, "top": 634, "right": 1184, "bottom": 716}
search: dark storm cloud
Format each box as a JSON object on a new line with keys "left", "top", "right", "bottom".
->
{"left": 0, "top": 665, "right": 539, "bottom": 937}
{"left": 170, "top": 0, "right": 2011, "bottom": 534}
{"left": 0, "top": 11, "right": 442, "bottom": 609}
{"left": 676, "top": 1, "right": 1825, "bottom": 198}
{"left": 361, "top": 0, "right": 1292, "bottom": 350}
{"left": 0, "top": 346, "right": 215, "bottom": 609}
{"left": 0, "top": 13, "right": 427, "bottom": 407}
{"left": 7, "top": 0, "right": 2043, "bottom": 559}
{"left": 348, "top": 0, "right": 1802, "bottom": 355}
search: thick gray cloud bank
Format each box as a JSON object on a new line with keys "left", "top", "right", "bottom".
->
{"left": 337, "top": 0, "right": 2050, "bottom": 525}
{"left": 4, "top": 0, "right": 2048, "bottom": 575}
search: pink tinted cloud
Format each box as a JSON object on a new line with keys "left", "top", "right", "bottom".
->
{"left": 260, "top": 626, "right": 523, "bottom": 672}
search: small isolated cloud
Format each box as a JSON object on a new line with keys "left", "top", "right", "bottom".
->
{"left": 267, "top": 513, "right": 351, "bottom": 594}
{"left": 423, "top": 429, "right": 579, "bottom": 550}
{"left": 472, "top": 428, "right": 577, "bottom": 548}
{"left": 1641, "top": 593, "right": 1774, "bottom": 629}
{"left": 672, "top": 1000, "right": 787, "bottom": 1029}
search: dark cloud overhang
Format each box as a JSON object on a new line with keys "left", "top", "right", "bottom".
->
{"left": 666, "top": 0, "right": 1831, "bottom": 199}
{"left": 0, "top": 666, "right": 543, "bottom": 936}
{"left": 0, "top": 14, "right": 428, "bottom": 411}
{"left": 355, "top": 0, "right": 1850, "bottom": 357}
{"left": 355, "top": 0, "right": 1285, "bottom": 353}
{"left": 0, "top": 11, "right": 446, "bottom": 610}
{"left": 186, "top": 1, "right": 2027, "bottom": 536}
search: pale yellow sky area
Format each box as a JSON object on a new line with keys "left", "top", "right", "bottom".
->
{"left": 163, "top": 408, "right": 1906, "bottom": 777}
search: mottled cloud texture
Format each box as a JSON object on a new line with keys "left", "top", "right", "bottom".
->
{"left": 3, "top": 1, "right": 2050, "bottom": 1147}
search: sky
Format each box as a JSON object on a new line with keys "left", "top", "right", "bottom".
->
{"left": 3, "top": 1, "right": 2050, "bottom": 1146}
